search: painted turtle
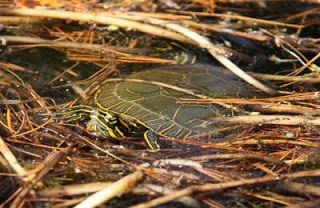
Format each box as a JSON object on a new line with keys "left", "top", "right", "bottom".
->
{"left": 62, "top": 64, "right": 257, "bottom": 151}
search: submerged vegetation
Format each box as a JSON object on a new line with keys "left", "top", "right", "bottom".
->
{"left": 0, "top": 0, "right": 320, "bottom": 207}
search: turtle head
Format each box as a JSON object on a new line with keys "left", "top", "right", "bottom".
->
{"left": 57, "top": 105, "right": 94, "bottom": 122}
{"left": 58, "top": 105, "right": 119, "bottom": 138}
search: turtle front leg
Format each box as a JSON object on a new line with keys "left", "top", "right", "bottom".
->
{"left": 143, "top": 130, "right": 160, "bottom": 151}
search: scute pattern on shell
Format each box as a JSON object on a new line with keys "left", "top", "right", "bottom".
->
{"left": 95, "top": 64, "right": 257, "bottom": 139}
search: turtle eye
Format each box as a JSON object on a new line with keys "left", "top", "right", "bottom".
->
{"left": 109, "top": 117, "right": 117, "bottom": 125}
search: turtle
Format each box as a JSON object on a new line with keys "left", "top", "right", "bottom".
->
{"left": 61, "top": 64, "right": 258, "bottom": 151}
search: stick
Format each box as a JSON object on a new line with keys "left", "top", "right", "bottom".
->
{"left": 145, "top": 18, "right": 277, "bottom": 95}
{"left": 130, "top": 169, "right": 320, "bottom": 208}
{"left": 74, "top": 171, "right": 144, "bottom": 208}
{"left": 0, "top": 8, "right": 192, "bottom": 44}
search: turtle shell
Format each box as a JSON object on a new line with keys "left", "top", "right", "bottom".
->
{"left": 95, "top": 64, "right": 258, "bottom": 139}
